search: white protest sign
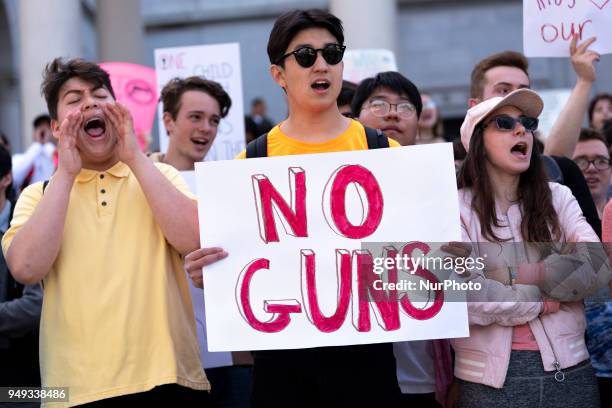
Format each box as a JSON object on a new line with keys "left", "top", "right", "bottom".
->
{"left": 195, "top": 144, "right": 469, "bottom": 351}
{"left": 343, "top": 49, "right": 398, "bottom": 84}
{"left": 181, "top": 171, "right": 233, "bottom": 368}
{"left": 154, "top": 43, "right": 245, "bottom": 159}
{"left": 523, "top": 0, "right": 612, "bottom": 57}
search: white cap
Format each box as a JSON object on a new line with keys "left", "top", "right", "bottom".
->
{"left": 460, "top": 88, "right": 544, "bottom": 151}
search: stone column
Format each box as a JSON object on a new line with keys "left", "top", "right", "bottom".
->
{"left": 96, "top": 0, "right": 144, "bottom": 64}
{"left": 18, "top": 0, "right": 82, "bottom": 146}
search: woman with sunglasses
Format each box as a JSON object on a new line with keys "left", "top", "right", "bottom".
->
{"left": 452, "top": 88, "right": 606, "bottom": 407}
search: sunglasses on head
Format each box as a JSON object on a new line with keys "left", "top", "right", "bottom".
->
{"left": 484, "top": 115, "right": 539, "bottom": 132}
{"left": 276, "top": 44, "right": 346, "bottom": 68}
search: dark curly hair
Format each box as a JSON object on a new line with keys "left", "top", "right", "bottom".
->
{"left": 41, "top": 58, "right": 115, "bottom": 120}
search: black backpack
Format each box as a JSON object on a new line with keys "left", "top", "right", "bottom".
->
{"left": 245, "top": 126, "right": 390, "bottom": 158}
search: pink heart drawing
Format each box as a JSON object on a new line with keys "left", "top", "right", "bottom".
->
{"left": 591, "top": 0, "right": 610, "bottom": 10}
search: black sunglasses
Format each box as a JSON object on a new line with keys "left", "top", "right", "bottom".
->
{"left": 276, "top": 44, "right": 346, "bottom": 68}
{"left": 484, "top": 115, "right": 539, "bottom": 132}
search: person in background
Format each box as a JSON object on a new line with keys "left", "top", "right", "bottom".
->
{"left": 588, "top": 94, "right": 612, "bottom": 133}
{"left": 157, "top": 75, "right": 251, "bottom": 408}
{"left": 337, "top": 80, "right": 357, "bottom": 117}
{"left": 244, "top": 97, "right": 274, "bottom": 143}
{"left": 352, "top": 71, "right": 422, "bottom": 147}
{"left": 416, "top": 93, "right": 445, "bottom": 145}
{"left": 0, "top": 145, "right": 42, "bottom": 402}
{"left": 596, "top": 202, "right": 612, "bottom": 408}
{"left": 353, "top": 71, "right": 453, "bottom": 408}
{"left": 12, "top": 114, "right": 57, "bottom": 191}
{"left": 576, "top": 129, "right": 612, "bottom": 408}
{"left": 154, "top": 76, "right": 231, "bottom": 170}
{"left": 572, "top": 128, "right": 611, "bottom": 219}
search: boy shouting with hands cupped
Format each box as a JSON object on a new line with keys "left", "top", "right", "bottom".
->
{"left": 2, "top": 58, "right": 210, "bottom": 407}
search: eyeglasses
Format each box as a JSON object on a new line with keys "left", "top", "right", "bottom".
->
{"left": 574, "top": 157, "right": 611, "bottom": 171}
{"left": 363, "top": 99, "right": 416, "bottom": 118}
{"left": 275, "top": 44, "right": 346, "bottom": 68}
{"left": 484, "top": 115, "right": 539, "bottom": 132}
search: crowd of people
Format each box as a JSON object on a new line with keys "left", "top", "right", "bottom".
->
{"left": 0, "top": 7, "right": 611, "bottom": 408}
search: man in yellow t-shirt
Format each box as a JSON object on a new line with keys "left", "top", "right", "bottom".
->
{"left": 2, "top": 58, "right": 208, "bottom": 407}
{"left": 185, "top": 8, "right": 403, "bottom": 407}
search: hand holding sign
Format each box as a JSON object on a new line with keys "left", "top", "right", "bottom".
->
{"left": 185, "top": 247, "right": 229, "bottom": 288}
{"left": 524, "top": 0, "right": 612, "bottom": 57}
{"left": 570, "top": 35, "right": 600, "bottom": 83}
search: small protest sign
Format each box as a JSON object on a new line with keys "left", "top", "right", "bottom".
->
{"left": 524, "top": 0, "right": 612, "bottom": 57}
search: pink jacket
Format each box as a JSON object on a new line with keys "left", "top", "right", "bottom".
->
{"left": 452, "top": 182, "right": 610, "bottom": 389}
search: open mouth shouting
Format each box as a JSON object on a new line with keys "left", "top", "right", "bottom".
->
{"left": 83, "top": 116, "right": 106, "bottom": 138}
{"left": 510, "top": 141, "right": 529, "bottom": 159}
{"left": 311, "top": 79, "right": 330, "bottom": 93}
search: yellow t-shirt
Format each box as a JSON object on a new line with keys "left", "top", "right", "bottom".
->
{"left": 2, "top": 162, "right": 207, "bottom": 407}
{"left": 235, "top": 119, "right": 399, "bottom": 158}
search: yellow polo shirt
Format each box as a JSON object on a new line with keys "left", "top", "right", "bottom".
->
{"left": 235, "top": 119, "right": 400, "bottom": 158}
{"left": 2, "top": 162, "right": 208, "bottom": 407}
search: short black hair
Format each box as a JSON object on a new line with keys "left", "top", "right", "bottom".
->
{"left": 41, "top": 58, "right": 115, "bottom": 120}
{"left": 351, "top": 71, "right": 423, "bottom": 118}
{"left": 32, "top": 114, "right": 51, "bottom": 129}
{"left": 161, "top": 76, "right": 232, "bottom": 120}
{"left": 267, "top": 9, "right": 344, "bottom": 66}
{"left": 337, "top": 80, "right": 357, "bottom": 108}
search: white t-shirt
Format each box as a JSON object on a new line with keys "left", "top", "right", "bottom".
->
{"left": 393, "top": 340, "right": 436, "bottom": 394}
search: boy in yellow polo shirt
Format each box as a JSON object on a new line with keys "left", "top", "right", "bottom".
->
{"left": 2, "top": 58, "right": 208, "bottom": 407}
{"left": 186, "top": 8, "right": 402, "bottom": 407}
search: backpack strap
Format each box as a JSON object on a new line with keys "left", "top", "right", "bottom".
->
{"left": 364, "top": 126, "right": 390, "bottom": 149}
{"left": 246, "top": 127, "right": 389, "bottom": 157}
{"left": 246, "top": 133, "right": 269, "bottom": 158}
